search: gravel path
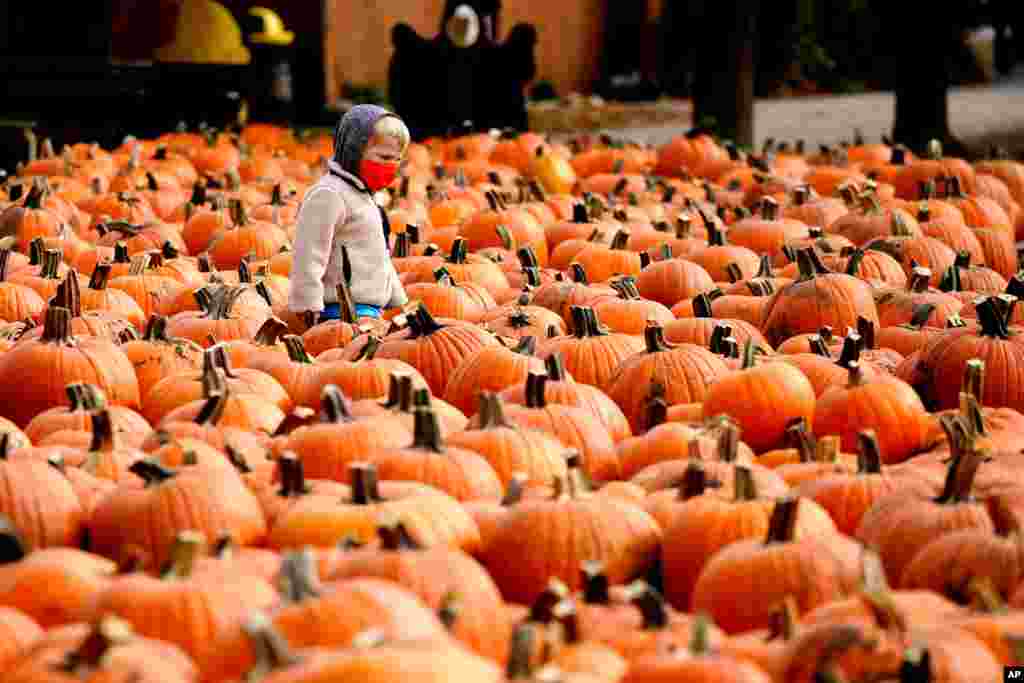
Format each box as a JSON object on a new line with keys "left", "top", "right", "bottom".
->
{"left": 591, "top": 74, "right": 1024, "bottom": 154}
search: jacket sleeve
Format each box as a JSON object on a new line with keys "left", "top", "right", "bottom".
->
{"left": 387, "top": 259, "right": 410, "bottom": 308}
{"left": 288, "top": 187, "right": 346, "bottom": 312}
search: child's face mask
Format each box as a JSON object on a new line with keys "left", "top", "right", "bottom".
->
{"left": 361, "top": 124, "right": 406, "bottom": 191}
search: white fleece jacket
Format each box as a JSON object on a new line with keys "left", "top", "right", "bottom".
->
{"left": 288, "top": 160, "right": 408, "bottom": 312}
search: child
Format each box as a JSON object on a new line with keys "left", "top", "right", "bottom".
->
{"left": 289, "top": 105, "right": 410, "bottom": 326}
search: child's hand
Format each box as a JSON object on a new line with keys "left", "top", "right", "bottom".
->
{"left": 302, "top": 311, "right": 319, "bottom": 329}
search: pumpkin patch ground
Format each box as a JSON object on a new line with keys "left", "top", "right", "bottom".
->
{"left": 1, "top": 125, "right": 1024, "bottom": 681}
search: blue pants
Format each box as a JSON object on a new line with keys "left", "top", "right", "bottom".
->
{"left": 319, "top": 302, "right": 382, "bottom": 322}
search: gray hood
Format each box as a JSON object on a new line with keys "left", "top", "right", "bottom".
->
{"left": 332, "top": 104, "right": 397, "bottom": 176}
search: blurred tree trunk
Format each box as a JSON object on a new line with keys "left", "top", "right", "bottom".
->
{"left": 692, "top": 0, "right": 760, "bottom": 146}
{"left": 881, "top": 0, "right": 967, "bottom": 156}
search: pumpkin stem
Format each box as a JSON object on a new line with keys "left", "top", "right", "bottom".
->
{"left": 320, "top": 385, "right": 354, "bottom": 424}
{"left": 845, "top": 360, "right": 866, "bottom": 387}
{"left": 40, "top": 306, "right": 73, "bottom": 343}
{"left": 644, "top": 381, "right": 668, "bottom": 429}
{"left": 241, "top": 612, "right": 301, "bottom": 680}
{"left": 961, "top": 357, "right": 985, "bottom": 405}
{"left": 715, "top": 420, "right": 740, "bottom": 462}
{"left": 765, "top": 596, "right": 800, "bottom": 642}
{"left": 550, "top": 599, "right": 580, "bottom": 645}
{"left": 675, "top": 213, "right": 693, "bottom": 238}
{"left": 392, "top": 232, "right": 411, "bottom": 258}
{"left": 530, "top": 579, "right": 569, "bottom": 622}
{"left": 959, "top": 392, "right": 987, "bottom": 438}
{"left": 965, "top": 576, "right": 1007, "bottom": 615}
{"left": 476, "top": 392, "right": 511, "bottom": 429}
{"left": 447, "top": 238, "right": 469, "bottom": 264}
{"left": 87, "top": 409, "right": 116, "bottom": 454}
{"left": 679, "top": 460, "right": 717, "bottom": 500}
{"left": 688, "top": 612, "right": 713, "bottom": 655}
{"left": 569, "top": 262, "right": 589, "bottom": 284}
{"left": 836, "top": 333, "right": 862, "bottom": 369}
{"left": 377, "top": 515, "right": 422, "bottom": 550}
{"left": 195, "top": 391, "right": 228, "bottom": 426}
{"left": 733, "top": 465, "right": 758, "bottom": 501}
{"left": 0, "top": 515, "right": 26, "bottom": 564}
{"left": 80, "top": 384, "right": 108, "bottom": 411}
{"left": 51, "top": 271, "right": 83, "bottom": 318}
{"left": 580, "top": 560, "right": 610, "bottom": 604}
{"left": 141, "top": 315, "right": 171, "bottom": 342}
{"left": 628, "top": 581, "right": 669, "bottom": 630}
{"left": 59, "top": 617, "right": 135, "bottom": 674}
{"left": 408, "top": 305, "right": 445, "bottom": 338}
{"left": 723, "top": 262, "right": 743, "bottom": 284}
{"left": 765, "top": 497, "right": 800, "bottom": 544}
{"left": 161, "top": 531, "right": 204, "bottom": 579}
{"left": 276, "top": 549, "right": 322, "bottom": 603}
{"left": 856, "top": 317, "right": 875, "bottom": 350}
{"left": 350, "top": 334, "right": 382, "bottom": 361}
{"left": 908, "top": 267, "right": 932, "bottom": 293}
{"left": 856, "top": 431, "right": 884, "bottom": 474}
{"left": 898, "top": 648, "right": 932, "bottom": 683}
{"left": 975, "top": 296, "right": 1011, "bottom": 339}
{"left": 524, "top": 370, "right": 548, "bottom": 408}
{"left": 935, "top": 416, "right": 985, "bottom": 504}
{"left": 382, "top": 372, "right": 415, "bottom": 413}
{"left": 349, "top": 462, "right": 383, "bottom": 505}
{"left": 281, "top": 335, "right": 315, "bottom": 365}
{"left": 517, "top": 246, "right": 540, "bottom": 270}
{"left": 438, "top": 592, "right": 460, "bottom": 630}
{"left": 705, "top": 217, "right": 727, "bottom": 247}
{"left": 907, "top": 303, "right": 936, "bottom": 330}
{"left": 505, "top": 623, "right": 537, "bottom": 679}
{"left": 816, "top": 435, "right": 840, "bottom": 463}
{"left": 785, "top": 418, "right": 817, "bottom": 463}
{"left": 803, "top": 334, "right": 829, "bottom": 357}
{"left": 795, "top": 247, "right": 831, "bottom": 280}
{"left": 276, "top": 453, "right": 310, "bottom": 498}
{"left": 411, "top": 406, "right": 445, "bottom": 452}
{"left": 85, "top": 264, "right": 112, "bottom": 292}
{"left": 501, "top": 472, "right": 527, "bottom": 506}
{"left": 128, "top": 459, "right": 176, "bottom": 487}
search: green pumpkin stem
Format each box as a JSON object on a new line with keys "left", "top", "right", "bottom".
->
{"left": 733, "top": 465, "right": 758, "bottom": 501}
{"left": 240, "top": 612, "right": 301, "bottom": 680}
{"left": 505, "top": 623, "right": 537, "bottom": 679}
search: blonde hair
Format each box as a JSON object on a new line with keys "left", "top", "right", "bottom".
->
{"left": 372, "top": 116, "right": 411, "bottom": 152}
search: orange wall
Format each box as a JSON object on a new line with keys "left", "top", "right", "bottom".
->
{"left": 325, "top": 0, "right": 607, "bottom": 102}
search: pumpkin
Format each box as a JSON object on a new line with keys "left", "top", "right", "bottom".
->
{"left": 760, "top": 248, "right": 880, "bottom": 348}
{"left": 482, "top": 467, "right": 661, "bottom": 605}
{"left": 0, "top": 306, "right": 140, "bottom": 426}
{"left": 605, "top": 321, "right": 730, "bottom": 433}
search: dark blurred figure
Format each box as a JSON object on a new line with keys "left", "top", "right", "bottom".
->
{"left": 993, "top": 0, "right": 1024, "bottom": 76}
{"left": 598, "top": 2, "right": 659, "bottom": 100}
{"left": 872, "top": 0, "right": 970, "bottom": 155}
{"left": 240, "top": 7, "right": 296, "bottom": 125}
{"left": 389, "top": 0, "right": 536, "bottom": 140}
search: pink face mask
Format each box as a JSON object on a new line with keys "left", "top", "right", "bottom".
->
{"left": 359, "top": 159, "right": 399, "bottom": 191}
